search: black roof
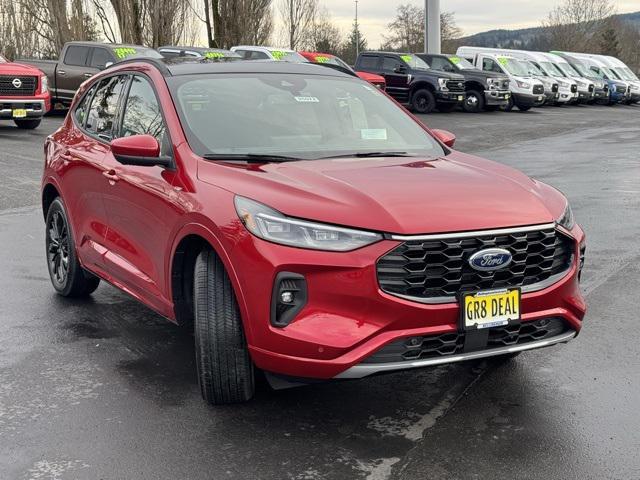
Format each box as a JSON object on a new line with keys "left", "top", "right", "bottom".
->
{"left": 115, "top": 57, "right": 354, "bottom": 78}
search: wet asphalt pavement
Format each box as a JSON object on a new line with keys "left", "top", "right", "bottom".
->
{"left": 1, "top": 105, "right": 639, "bottom": 480}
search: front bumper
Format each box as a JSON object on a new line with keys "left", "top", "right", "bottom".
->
{"left": 436, "top": 91, "right": 465, "bottom": 103}
{"left": 512, "top": 92, "right": 545, "bottom": 107}
{"left": 0, "top": 97, "right": 50, "bottom": 119}
{"left": 238, "top": 223, "right": 586, "bottom": 380}
{"left": 484, "top": 89, "right": 511, "bottom": 106}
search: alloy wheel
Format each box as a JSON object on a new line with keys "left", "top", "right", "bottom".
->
{"left": 47, "top": 211, "right": 70, "bottom": 285}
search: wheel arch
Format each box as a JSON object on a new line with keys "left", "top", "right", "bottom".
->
{"left": 410, "top": 81, "right": 436, "bottom": 96}
{"left": 465, "top": 81, "right": 485, "bottom": 93}
{"left": 42, "top": 182, "right": 61, "bottom": 221}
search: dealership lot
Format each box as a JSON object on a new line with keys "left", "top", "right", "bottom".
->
{"left": 1, "top": 105, "right": 639, "bottom": 479}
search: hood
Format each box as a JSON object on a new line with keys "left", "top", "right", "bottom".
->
{"left": 198, "top": 152, "right": 563, "bottom": 235}
{"left": 425, "top": 70, "right": 465, "bottom": 81}
{"left": 461, "top": 69, "right": 506, "bottom": 81}
{"left": 0, "top": 62, "right": 44, "bottom": 76}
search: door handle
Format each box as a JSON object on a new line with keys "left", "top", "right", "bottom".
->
{"left": 83, "top": 73, "right": 93, "bottom": 78}
{"left": 58, "top": 70, "right": 66, "bottom": 75}
{"left": 102, "top": 169, "right": 119, "bottom": 182}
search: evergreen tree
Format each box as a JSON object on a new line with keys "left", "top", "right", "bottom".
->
{"left": 340, "top": 21, "right": 367, "bottom": 64}
{"left": 599, "top": 27, "right": 621, "bottom": 57}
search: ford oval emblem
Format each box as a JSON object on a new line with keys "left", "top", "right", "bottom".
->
{"left": 468, "top": 248, "right": 512, "bottom": 272}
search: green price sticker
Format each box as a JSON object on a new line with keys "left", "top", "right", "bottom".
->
{"left": 271, "top": 50, "right": 287, "bottom": 61}
{"left": 314, "top": 56, "right": 330, "bottom": 63}
{"left": 497, "top": 57, "right": 509, "bottom": 66}
{"left": 204, "top": 51, "right": 225, "bottom": 59}
{"left": 113, "top": 47, "right": 137, "bottom": 59}
{"left": 400, "top": 55, "right": 413, "bottom": 63}
{"left": 449, "top": 56, "right": 461, "bottom": 64}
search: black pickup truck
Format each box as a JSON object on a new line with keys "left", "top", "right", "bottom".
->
{"left": 418, "top": 53, "right": 511, "bottom": 113}
{"left": 354, "top": 52, "right": 465, "bottom": 113}
{"left": 20, "top": 41, "right": 162, "bottom": 106}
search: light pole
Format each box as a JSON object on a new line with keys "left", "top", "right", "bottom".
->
{"left": 355, "top": 0, "right": 359, "bottom": 57}
{"left": 425, "top": 0, "right": 441, "bottom": 54}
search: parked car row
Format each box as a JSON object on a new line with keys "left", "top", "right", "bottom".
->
{"left": 1, "top": 40, "right": 638, "bottom": 129}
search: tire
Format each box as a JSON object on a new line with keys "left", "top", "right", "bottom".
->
{"left": 410, "top": 88, "right": 436, "bottom": 114}
{"left": 500, "top": 96, "right": 515, "bottom": 112}
{"left": 463, "top": 90, "right": 485, "bottom": 113}
{"left": 436, "top": 102, "right": 457, "bottom": 113}
{"left": 14, "top": 118, "right": 41, "bottom": 129}
{"left": 45, "top": 198, "right": 100, "bottom": 297}
{"left": 517, "top": 105, "right": 532, "bottom": 112}
{"left": 193, "top": 248, "right": 255, "bottom": 405}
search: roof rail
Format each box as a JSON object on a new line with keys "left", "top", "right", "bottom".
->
{"left": 110, "top": 57, "right": 171, "bottom": 76}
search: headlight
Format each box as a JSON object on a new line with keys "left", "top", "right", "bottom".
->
{"left": 438, "top": 78, "right": 449, "bottom": 90}
{"left": 516, "top": 80, "right": 530, "bottom": 89}
{"left": 234, "top": 196, "right": 383, "bottom": 251}
{"left": 40, "top": 75, "right": 48, "bottom": 93}
{"left": 557, "top": 202, "right": 575, "bottom": 230}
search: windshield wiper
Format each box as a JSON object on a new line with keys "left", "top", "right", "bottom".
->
{"left": 320, "top": 151, "right": 414, "bottom": 159}
{"left": 202, "top": 153, "right": 300, "bottom": 163}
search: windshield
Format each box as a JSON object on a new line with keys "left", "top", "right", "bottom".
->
{"left": 623, "top": 67, "right": 639, "bottom": 81}
{"left": 556, "top": 61, "right": 579, "bottom": 77}
{"left": 497, "top": 57, "right": 529, "bottom": 76}
{"left": 270, "top": 50, "right": 308, "bottom": 63}
{"left": 572, "top": 61, "right": 596, "bottom": 78}
{"left": 113, "top": 47, "right": 164, "bottom": 60}
{"left": 614, "top": 67, "right": 635, "bottom": 81}
{"left": 310, "top": 54, "right": 352, "bottom": 71}
{"left": 539, "top": 61, "right": 564, "bottom": 77}
{"left": 449, "top": 56, "right": 475, "bottom": 70}
{"left": 521, "top": 60, "right": 544, "bottom": 76}
{"left": 603, "top": 66, "right": 621, "bottom": 80}
{"left": 169, "top": 74, "right": 445, "bottom": 160}
{"left": 400, "top": 54, "right": 430, "bottom": 70}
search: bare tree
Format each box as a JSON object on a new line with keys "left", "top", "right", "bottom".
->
{"left": 306, "top": 6, "right": 342, "bottom": 53}
{"left": 208, "top": 0, "right": 273, "bottom": 48}
{"left": 542, "top": 0, "right": 616, "bottom": 52}
{"left": 279, "top": 0, "right": 317, "bottom": 50}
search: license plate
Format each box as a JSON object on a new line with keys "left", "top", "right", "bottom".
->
{"left": 458, "top": 95, "right": 464, "bottom": 101}
{"left": 504, "top": 94, "right": 510, "bottom": 99}
{"left": 13, "top": 109, "right": 27, "bottom": 118}
{"left": 461, "top": 288, "right": 520, "bottom": 330}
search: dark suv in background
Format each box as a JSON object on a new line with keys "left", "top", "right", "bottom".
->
{"left": 418, "top": 53, "right": 511, "bottom": 113}
{"left": 354, "top": 52, "right": 465, "bottom": 113}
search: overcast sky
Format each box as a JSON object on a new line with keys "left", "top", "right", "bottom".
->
{"left": 317, "top": 0, "right": 640, "bottom": 47}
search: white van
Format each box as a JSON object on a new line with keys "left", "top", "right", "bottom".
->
{"left": 581, "top": 54, "right": 639, "bottom": 104}
{"left": 457, "top": 47, "right": 545, "bottom": 111}
{"left": 563, "top": 53, "right": 633, "bottom": 104}
{"left": 457, "top": 47, "right": 584, "bottom": 104}
{"left": 230, "top": 46, "right": 308, "bottom": 63}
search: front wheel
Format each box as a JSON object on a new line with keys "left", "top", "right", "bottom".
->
{"left": 14, "top": 118, "right": 41, "bottom": 129}
{"left": 463, "top": 90, "right": 485, "bottom": 113}
{"left": 410, "top": 89, "right": 436, "bottom": 114}
{"left": 194, "top": 248, "right": 255, "bottom": 405}
{"left": 45, "top": 198, "right": 100, "bottom": 297}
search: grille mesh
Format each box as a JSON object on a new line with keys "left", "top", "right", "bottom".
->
{"left": 446, "top": 80, "right": 465, "bottom": 92}
{"left": 533, "top": 85, "right": 544, "bottom": 95}
{"left": 0, "top": 75, "right": 37, "bottom": 96}
{"left": 377, "top": 227, "right": 574, "bottom": 302}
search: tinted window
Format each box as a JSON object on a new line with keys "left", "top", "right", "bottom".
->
{"left": 75, "top": 85, "right": 97, "bottom": 126}
{"left": 382, "top": 57, "right": 401, "bottom": 71}
{"left": 64, "top": 46, "right": 90, "bottom": 66}
{"left": 120, "top": 76, "right": 165, "bottom": 142}
{"left": 89, "top": 48, "right": 113, "bottom": 68}
{"left": 85, "top": 75, "right": 129, "bottom": 138}
{"left": 159, "top": 50, "right": 180, "bottom": 58}
{"left": 429, "top": 57, "right": 455, "bottom": 73}
{"left": 358, "top": 56, "right": 379, "bottom": 70}
{"left": 482, "top": 58, "right": 502, "bottom": 73}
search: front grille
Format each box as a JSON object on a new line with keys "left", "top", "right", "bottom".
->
{"left": 446, "top": 80, "right": 465, "bottom": 92}
{"left": 0, "top": 75, "right": 37, "bottom": 96}
{"left": 362, "top": 318, "right": 569, "bottom": 364}
{"left": 552, "top": 83, "right": 559, "bottom": 93}
{"left": 588, "top": 84, "right": 594, "bottom": 92}
{"left": 533, "top": 85, "right": 544, "bottom": 95}
{"left": 377, "top": 227, "right": 574, "bottom": 302}
{"left": 616, "top": 85, "right": 626, "bottom": 94}
{"left": 603, "top": 84, "right": 609, "bottom": 92}
{"left": 570, "top": 84, "right": 578, "bottom": 93}
{"left": 0, "top": 102, "right": 42, "bottom": 110}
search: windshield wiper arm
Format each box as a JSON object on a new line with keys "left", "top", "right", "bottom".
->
{"left": 202, "top": 153, "right": 300, "bottom": 163}
{"left": 321, "top": 151, "right": 413, "bottom": 159}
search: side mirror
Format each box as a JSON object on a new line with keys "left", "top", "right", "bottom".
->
{"left": 111, "top": 134, "right": 172, "bottom": 168}
{"left": 394, "top": 65, "right": 407, "bottom": 74}
{"left": 104, "top": 61, "right": 114, "bottom": 69}
{"left": 432, "top": 129, "right": 456, "bottom": 148}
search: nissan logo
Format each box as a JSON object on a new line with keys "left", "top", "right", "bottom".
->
{"left": 12, "top": 78, "right": 22, "bottom": 88}
{"left": 468, "top": 248, "right": 513, "bottom": 272}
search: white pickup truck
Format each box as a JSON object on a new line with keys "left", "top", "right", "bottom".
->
{"left": 457, "top": 47, "right": 545, "bottom": 111}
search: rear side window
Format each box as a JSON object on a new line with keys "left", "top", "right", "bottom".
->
{"left": 64, "top": 46, "right": 90, "bottom": 66}
{"left": 85, "top": 75, "right": 129, "bottom": 139}
{"left": 358, "top": 56, "right": 379, "bottom": 70}
{"left": 120, "top": 76, "right": 166, "bottom": 142}
{"left": 382, "top": 56, "right": 400, "bottom": 71}
{"left": 88, "top": 48, "right": 113, "bottom": 69}
{"left": 74, "top": 85, "right": 97, "bottom": 126}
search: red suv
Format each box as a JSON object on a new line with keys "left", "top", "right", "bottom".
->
{"left": 42, "top": 59, "right": 586, "bottom": 404}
